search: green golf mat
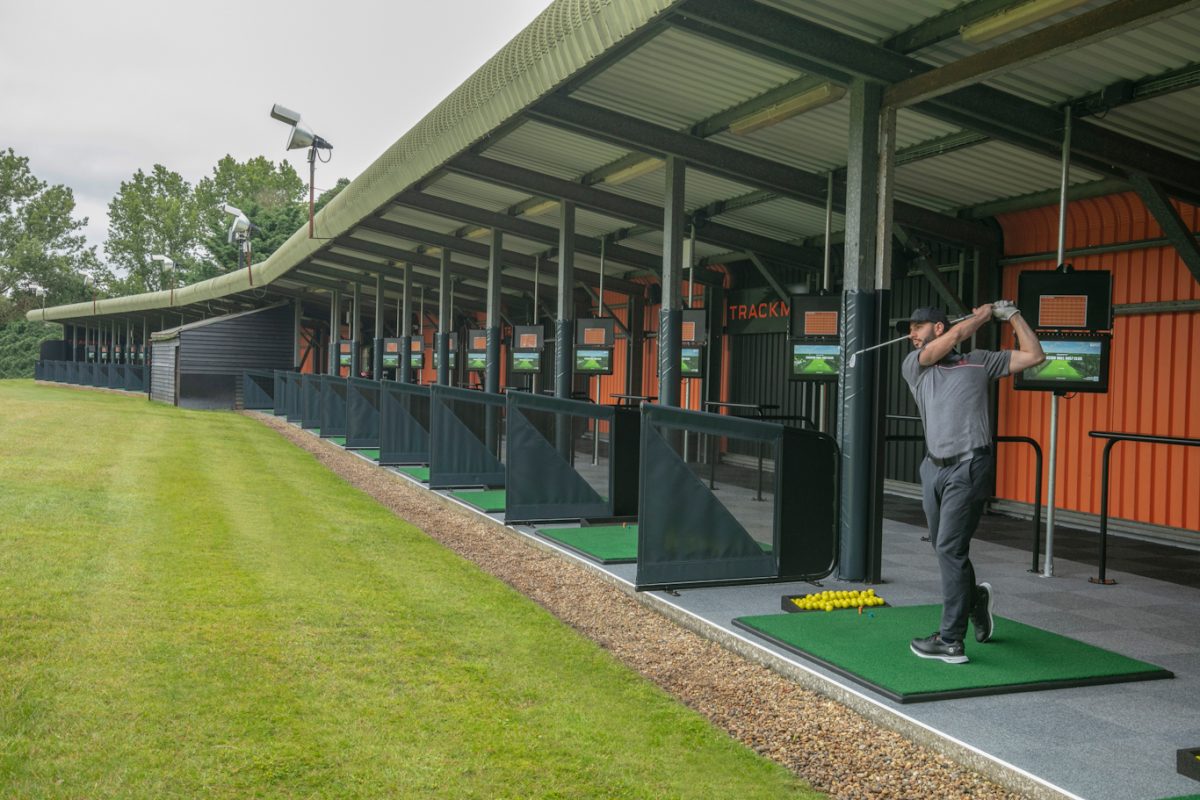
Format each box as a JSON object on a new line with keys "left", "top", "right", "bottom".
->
{"left": 352, "top": 449, "right": 380, "bottom": 461}
{"left": 537, "top": 525, "right": 638, "bottom": 564}
{"left": 325, "top": 436, "right": 347, "bottom": 446}
{"left": 1152, "top": 795, "right": 1200, "bottom": 800}
{"left": 733, "top": 605, "right": 1172, "bottom": 704}
{"left": 394, "top": 466, "right": 430, "bottom": 482}
{"left": 448, "top": 489, "right": 506, "bottom": 513}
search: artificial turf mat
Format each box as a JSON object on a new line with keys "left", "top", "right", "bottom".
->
{"left": 537, "top": 524, "right": 638, "bottom": 564}
{"left": 325, "top": 436, "right": 347, "bottom": 446}
{"left": 448, "top": 489, "right": 506, "bottom": 513}
{"left": 354, "top": 449, "right": 380, "bottom": 461}
{"left": 733, "top": 605, "right": 1173, "bottom": 704}
{"left": 395, "top": 466, "right": 431, "bottom": 482}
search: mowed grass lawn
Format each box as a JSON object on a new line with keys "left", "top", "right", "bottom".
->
{"left": 0, "top": 381, "right": 820, "bottom": 799}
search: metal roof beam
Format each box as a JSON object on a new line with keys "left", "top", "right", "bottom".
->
{"left": 528, "top": 95, "right": 995, "bottom": 248}
{"left": 1128, "top": 173, "right": 1200, "bottom": 286}
{"left": 883, "top": 0, "right": 1200, "bottom": 109}
{"left": 390, "top": 191, "right": 667, "bottom": 277}
{"left": 674, "top": 0, "right": 1200, "bottom": 204}
{"left": 446, "top": 153, "right": 825, "bottom": 268}
{"left": 354, "top": 215, "right": 641, "bottom": 296}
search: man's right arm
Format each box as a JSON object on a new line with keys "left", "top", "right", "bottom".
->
{"left": 918, "top": 304, "right": 993, "bottom": 367}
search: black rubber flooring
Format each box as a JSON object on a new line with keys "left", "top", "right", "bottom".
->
{"left": 883, "top": 494, "right": 1200, "bottom": 591}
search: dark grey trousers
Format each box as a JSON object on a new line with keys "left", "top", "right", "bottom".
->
{"left": 919, "top": 453, "right": 993, "bottom": 642}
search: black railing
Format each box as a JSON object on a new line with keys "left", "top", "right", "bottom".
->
{"left": 886, "top": 416, "right": 1044, "bottom": 572}
{"left": 1088, "top": 431, "right": 1200, "bottom": 585}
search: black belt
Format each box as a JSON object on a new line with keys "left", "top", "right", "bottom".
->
{"left": 928, "top": 446, "right": 991, "bottom": 468}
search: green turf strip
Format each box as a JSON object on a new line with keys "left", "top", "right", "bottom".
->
{"left": 734, "top": 605, "right": 1172, "bottom": 703}
{"left": 395, "top": 466, "right": 431, "bottom": 482}
{"left": 448, "top": 489, "right": 506, "bottom": 513}
{"left": 1152, "top": 795, "right": 1200, "bottom": 800}
{"left": 325, "top": 435, "right": 347, "bottom": 446}
{"left": 538, "top": 525, "right": 638, "bottom": 564}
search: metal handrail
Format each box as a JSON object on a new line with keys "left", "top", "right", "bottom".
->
{"left": 1088, "top": 431, "right": 1200, "bottom": 584}
{"left": 886, "top": 418, "right": 1044, "bottom": 572}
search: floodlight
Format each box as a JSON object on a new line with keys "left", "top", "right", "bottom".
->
{"left": 221, "top": 203, "right": 252, "bottom": 244}
{"left": 270, "top": 104, "right": 302, "bottom": 126}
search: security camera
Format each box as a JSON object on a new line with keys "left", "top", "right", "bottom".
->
{"left": 270, "top": 104, "right": 302, "bottom": 126}
{"left": 150, "top": 254, "right": 175, "bottom": 266}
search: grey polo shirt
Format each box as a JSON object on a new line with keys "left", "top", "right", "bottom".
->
{"left": 901, "top": 348, "right": 1011, "bottom": 460}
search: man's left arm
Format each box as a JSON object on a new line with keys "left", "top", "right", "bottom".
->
{"left": 1005, "top": 310, "right": 1045, "bottom": 373}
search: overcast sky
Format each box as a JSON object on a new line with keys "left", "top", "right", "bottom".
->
{"left": 1, "top": 0, "right": 551, "bottom": 257}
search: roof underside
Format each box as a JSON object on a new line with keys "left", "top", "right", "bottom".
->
{"left": 36, "top": 0, "right": 1200, "bottom": 326}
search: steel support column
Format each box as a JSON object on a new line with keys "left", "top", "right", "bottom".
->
{"left": 373, "top": 273, "right": 385, "bottom": 379}
{"left": 293, "top": 299, "right": 303, "bottom": 369}
{"left": 329, "top": 289, "right": 340, "bottom": 375}
{"left": 438, "top": 250, "right": 451, "bottom": 385}
{"left": 485, "top": 230, "right": 503, "bottom": 395}
{"left": 555, "top": 201, "right": 574, "bottom": 400}
{"left": 838, "top": 79, "right": 888, "bottom": 583}
{"left": 351, "top": 282, "right": 362, "bottom": 378}
{"left": 399, "top": 265, "right": 413, "bottom": 384}
{"left": 659, "top": 156, "right": 685, "bottom": 407}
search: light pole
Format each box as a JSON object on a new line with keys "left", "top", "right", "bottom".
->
{"left": 269, "top": 104, "right": 333, "bottom": 239}
{"left": 150, "top": 254, "right": 177, "bottom": 306}
{"left": 221, "top": 204, "right": 255, "bottom": 284}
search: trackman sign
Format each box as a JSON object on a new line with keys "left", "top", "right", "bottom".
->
{"left": 727, "top": 287, "right": 789, "bottom": 335}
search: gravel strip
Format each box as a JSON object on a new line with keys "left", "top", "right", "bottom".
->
{"left": 253, "top": 413, "right": 1026, "bottom": 800}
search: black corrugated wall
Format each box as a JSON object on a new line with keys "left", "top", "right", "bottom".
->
{"left": 177, "top": 305, "right": 295, "bottom": 410}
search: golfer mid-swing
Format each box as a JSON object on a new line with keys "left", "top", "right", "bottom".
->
{"left": 901, "top": 302, "right": 1044, "bottom": 664}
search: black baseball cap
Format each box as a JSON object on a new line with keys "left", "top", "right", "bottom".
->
{"left": 896, "top": 307, "right": 950, "bottom": 334}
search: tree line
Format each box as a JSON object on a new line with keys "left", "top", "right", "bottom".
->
{"left": 0, "top": 146, "right": 347, "bottom": 376}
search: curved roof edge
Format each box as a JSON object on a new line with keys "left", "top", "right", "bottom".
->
{"left": 30, "top": 0, "right": 678, "bottom": 324}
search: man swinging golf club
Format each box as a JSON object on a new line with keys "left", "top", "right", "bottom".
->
{"left": 901, "top": 302, "right": 1044, "bottom": 664}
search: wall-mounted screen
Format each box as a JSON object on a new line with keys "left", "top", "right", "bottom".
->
{"left": 1017, "top": 269, "right": 1112, "bottom": 331}
{"left": 681, "top": 345, "right": 703, "bottom": 378}
{"left": 576, "top": 318, "right": 615, "bottom": 348}
{"left": 513, "top": 325, "right": 544, "bottom": 352}
{"left": 511, "top": 351, "right": 541, "bottom": 373}
{"left": 790, "top": 343, "right": 840, "bottom": 381}
{"left": 433, "top": 350, "right": 457, "bottom": 370}
{"left": 1014, "top": 334, "right": 1110, "bottom": 394}
{"left": 788, "top": 294, "right": 841, "bottom": 341}
{"left": 382, "top": 338, "right": 401, "bottom": 369}
{"left": 468, "top": 329, "right": 488, "bottom": 352}
{"left": 410, "top": 352, "right": 425, "bottom": 370}
{"left": 681, "top": 308, "right": 707, "bottom": 344}
{"left": 466, "top": 351, "right": 487, "bottom": 371}
{"left": 574, "top": 347, "right": 613, "bottom": 375}
{"left": 339, "top": 340, "right": 354, "bottom": 368}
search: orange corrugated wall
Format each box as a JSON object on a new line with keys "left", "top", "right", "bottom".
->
{"left": 994, "top": 192, "right": 1200, "bottom": 532}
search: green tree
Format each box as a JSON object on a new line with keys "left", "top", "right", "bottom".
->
{"left": 104, "top": 164, "right": 202, "bottom": 294}
{"left": 194, "top": 156, "right": 306, "bottom": 275}
{"left": 0, "top": 147, "right": 103, "bottom": 318}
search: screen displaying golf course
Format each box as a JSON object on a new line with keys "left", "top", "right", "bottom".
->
{"left": 681, "top": 346, "right": 702, "bottom": 377}
{"left": 410, "top": 353, "right": 425, "bottom": 370}
{"left": 575, "top": 348, "right": 612, "bottom": 375}
{"left": 1016, "top": 337, "right": 1108, "bottom": 392}
{"left": 466, "top": 351, "right": 487, "bottom": 371}
{"left": 791, "top": 344, "right": 840, "bottom": 380}
{"left": 383, "top": 353, "right": 400, "bottom": 369}
{"left": 511, "top": 351, "right": 541, "bottom": 373}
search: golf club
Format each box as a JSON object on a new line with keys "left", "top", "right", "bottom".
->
{"left": 847, "top": 313, "right": 973, "bottom": 368}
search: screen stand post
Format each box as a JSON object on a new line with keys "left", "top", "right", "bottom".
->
{"left": 1043, "top": 390, "right": 1066, "bottom": 577}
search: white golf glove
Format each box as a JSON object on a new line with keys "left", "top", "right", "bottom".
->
{"left": 992, "top": 300, "right": 1020, "bottom": 322}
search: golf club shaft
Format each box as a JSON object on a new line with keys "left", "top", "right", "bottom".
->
{"left": 848, "top": 314, "right": 972, "bottom": 367}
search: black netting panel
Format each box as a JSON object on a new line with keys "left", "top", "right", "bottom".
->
{"left": 505, "top": 394, "right": 611, "bottom": 523}
{"left": 126, "top": 366, "right": 146, "bottom": 393}
{"left": 429, "top": 386, "right": 505, "bottom": 489}
{"left": 273, "top": 371, "right": 288, "bottom": 416}
{"left": 319, "top": 377, "right": 348, "bottom": 437}
{"left": 345, "top": 378, "right": 381, "bottom": 448}
{"left": 379, "top": 382, "right": 430, "bottom": 465}
{"left": 301, "top": 374, "right": 321, "bottom": 429}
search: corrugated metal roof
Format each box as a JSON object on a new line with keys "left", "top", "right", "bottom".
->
{"left": 572, "top": 25, "right": 802, "bottom": 128}
{"left": 31, "top": 0, "right": 1200, "bottom": 326}
{"left": 895, "top": 140, "right": 1106, "bottom": 212}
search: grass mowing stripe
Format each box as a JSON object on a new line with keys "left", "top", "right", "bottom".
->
{"left": 1, "top": 381, "right": 817, "bottom": 799}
